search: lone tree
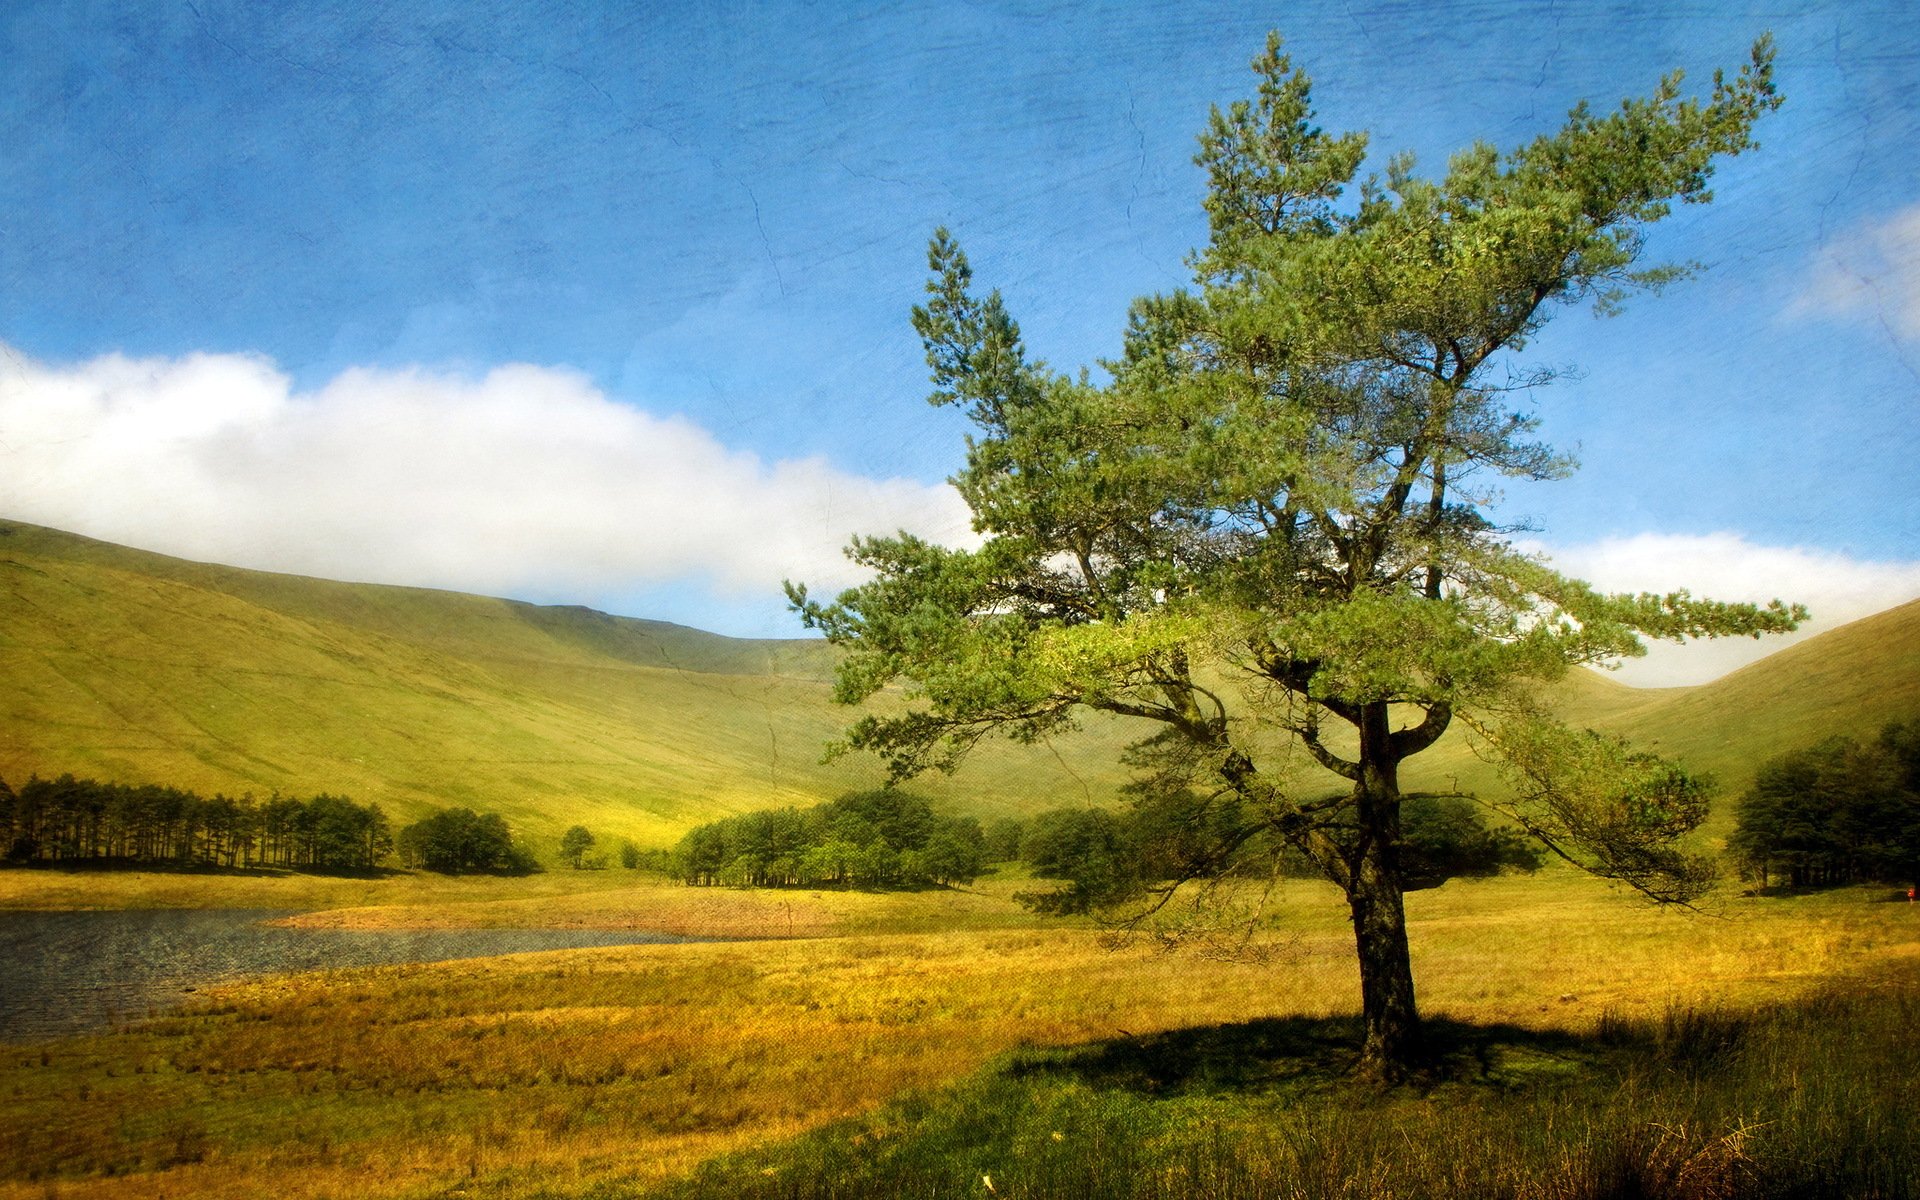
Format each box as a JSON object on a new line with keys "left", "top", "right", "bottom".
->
{"left": 561, "top": 824, "right": 596, "bottom": 869}
{"left": 790, "top": 34, "right": 1801, "bottom": 1081}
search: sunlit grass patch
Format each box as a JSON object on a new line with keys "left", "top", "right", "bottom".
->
{"left": 274, "top": 869, "right": 1057, "bottom": 938}
{"left": 0, "top": 928, "right": 1310, "bottom": 1199}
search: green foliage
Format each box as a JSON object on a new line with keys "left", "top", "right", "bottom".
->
{"left": 1397, "top": 795, "right": 1545, "bottom": 890}
{"left": 396, "top": 807, "right": 538, "bottom": 875}
{"left": 1016, "top": 807, "right": 1138, "bottom": 914}
{"left": 0, "top": 774, "right": 389, "bottom": 870}
{"left": 1011, "top": 794, "right": 1541, "bottom": 913}
{"left": 1730, "top": 719, "right": 1920, "bottom": 886}
{"left": 983, "top": 816, "right": 1028, "bottom": 861}
{"left": 561, "top": 824, "right": 596, "bottom": 869}
{"left": 791, "top": 29, "right": 1795, "bottom": 851}
{"left": 674, "top": 790, "right": 988, "bottom": 890}
{"left": 1479, "top": 718, "right": 1717, "bottom": 903}
{"left": 791, "top": 30, "right": 1796, "bottom": 1072}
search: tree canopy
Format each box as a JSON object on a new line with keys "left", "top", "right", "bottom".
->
{"left": 675, "top": 789, "right": 987, "bottom": 890}
{"left": 1731, "top": 721, "right": 1920, "bottom": 888}
{"left": 396, "top": 807, "right": 536, "bottom": 875}
{"left": 561, "top": 824, "right": 597, "bottom": 869}
{"left": 790, "top": 32, "right": 1799, "bottom": 1079}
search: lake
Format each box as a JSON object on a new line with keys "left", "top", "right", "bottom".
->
{"left": 0, "top": 908, "right": 698, "bottom": 1040}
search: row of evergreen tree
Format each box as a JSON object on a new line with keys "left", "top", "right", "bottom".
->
{"left": 0, "top": 774, "right": 391, "bottom": 869}
{"left": 1731, "top": 720, "right": 1920, "bottom": 887}
{"left": 677, "top": 790, "right": 991, "bottom": 889}
{"left": 0, "top": 774, "right": 545, "bottom": 875}
{"left": 14, "top": 715, "right": 1909, "bottom": 888}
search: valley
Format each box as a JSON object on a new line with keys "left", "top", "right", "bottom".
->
{"left": 4, "top": 520, "right": 1918, "bottom": 1199}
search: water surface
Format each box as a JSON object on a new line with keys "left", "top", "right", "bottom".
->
{"left": 0, "top": 908, "right": 696, "bottom": 1040}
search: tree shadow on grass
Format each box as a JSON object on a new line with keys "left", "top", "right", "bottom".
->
{"left": 1010, "top": 1013, "right": 1635, "bottom": 1100}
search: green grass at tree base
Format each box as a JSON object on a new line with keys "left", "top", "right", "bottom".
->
{"left": 642, "top": 969, "right": 1920, "bottom": 1200}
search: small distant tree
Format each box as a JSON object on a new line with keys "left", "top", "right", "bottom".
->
{"left": 673, "top": 789, "right": 987, "bottom": 891}
{"left": 561, "top": 824, "right": 596, "bottom": 869}
{"left": 619, "top": 839, "right": 642, "bottom": 870}
{"left": 308, "top": 793, "right": 383, "bottom": 869}
{"left": 1395, "top": 795, "right": 1544, "bottom": 889}
{"left": 1018, "top": 808, "right": 1137, "bottom": 914}
{"left": 984, "top": 816, "right": 1027, "bottom": 862}
{"left": 399, "top": 807, "right": 534, "bottom": 874}
{"left": 922, "top": 827, "right": 988, "bottom": 886}
{"left": 800, "top": 839, "right": 858, "bottom": 887}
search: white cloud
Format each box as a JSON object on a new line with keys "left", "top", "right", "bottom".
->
{"left": 0, "top": 346, "right": 974, "bottom": 618}
{"left": 1538, "top": 532, "right": 1920, "bottom": 687}
{"left": 1790, "top": 203, "right": 1920, "bottom": 339}
{"left": 8, "top": 350, "right": 1913, "bottom": 675}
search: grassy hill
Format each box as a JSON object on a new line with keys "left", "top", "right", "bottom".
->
{"left": 5, "top": 518, "right": 1915, "bottom": 848}
{"left": 0, "top": 520, "right": 1136, "bottom": 847}
{"left": 1605, "top": 599, "right": 1920, "bottom": 793}
{"left": 1394, "top": 599, "right": 1920, "bottom": 838}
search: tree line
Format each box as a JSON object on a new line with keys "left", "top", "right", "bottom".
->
{"left": 0, "top": 774, "right": 391, "bottom": 869}
{"left": 1732, "top": 720, "right": 1920, "bottom": 888}
{"left": 677, "top": 790, "right": 989, "bottom": 889}
{"left": 0, "top": 773, "right": 542, "bottom": 875}
{"left": 1011, "top": 792, "right": 1545, "bottom": 915}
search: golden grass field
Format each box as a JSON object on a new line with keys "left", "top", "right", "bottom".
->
{"left": 3, "top": 865, "right": 1915, "bottom": 1199}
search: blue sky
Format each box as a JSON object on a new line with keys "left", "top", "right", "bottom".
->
{"left": 2, "top": 1, "right": 1917, "bottom": 683}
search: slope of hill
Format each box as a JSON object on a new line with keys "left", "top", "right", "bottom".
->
{"left": 0, "top": 520, "right": 1135, "bottom": 845}
{"left": 5, "top": 519, "right": 1915, "bottom": 850}
{"left": 1393, "top": 601, "right": 1920, "bottom": 839}
{"left": 1607, "top": 598, "right": 1920, "bottom": 797}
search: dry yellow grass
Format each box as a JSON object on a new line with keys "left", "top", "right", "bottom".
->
{"left": 4, "top": 869, "right": 1916, "bottom": 1199}
{"left": 0, "top": 861, "right": 1060, "bottom": 938}
{"left": 1, "top": 928, "right": 1321, "bottom": 1200}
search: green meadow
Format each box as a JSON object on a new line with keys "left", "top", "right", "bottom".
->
{"left": 4, "top": 521, "right": 1920, "bottom": 1197}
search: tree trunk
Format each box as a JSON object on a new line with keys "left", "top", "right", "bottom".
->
{"left": 1348, "top": 843, "right": 1419, "bottom": 1080}
{"left": 1348, "top": 703, "right": 1421, "bottom": 1082}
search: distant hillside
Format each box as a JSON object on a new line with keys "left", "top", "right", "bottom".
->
{"left": 1606, "top": 598, "right": 1920, "bottom": 799}
{"left": 4, "top": 519, "right": 1914, "bottom": 849}
{"left": 0, "top": 520, "right": 1134, "bottom": 846}
{"left": 1396, "top": 600, "right": 1920, "bottom": 838}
